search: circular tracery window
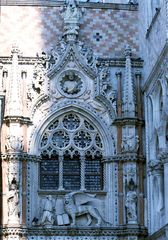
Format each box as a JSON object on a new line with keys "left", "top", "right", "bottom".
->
{"left": 63, "top": 113, "right": 80, "bottom": 130}
{"left": 40, "top": 113, "right": 103, "bottom": 154}
{"left": 51, "top": 130, "right": 70, "bottom": 149}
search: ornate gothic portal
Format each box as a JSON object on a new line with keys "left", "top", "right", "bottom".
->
{"left": 0, "top": 1, "right": 147, "bottom": 240}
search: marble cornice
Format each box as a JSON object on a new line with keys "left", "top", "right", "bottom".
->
{"left": 0, "top": 1, "right": 138, "bottom": 11}
{"left": 103, "top": 154, "right": 145, "bottom": 163}
{"left": 0, "top": 56, "right": 143, "bottom": 68}
{"left": 1, "top": 153, "right": 41, "bottom": 162}
{"left": 113, "top": 117, "right": 144, "bottom": 126}
{"left": 97, "top": 58, "right": 143, "bottom": 68}
{"left": 3, "top": 116, "right": 32, "bottom": 125}
{"left": 0, "top": 226, "right": 148, "bottom": 237}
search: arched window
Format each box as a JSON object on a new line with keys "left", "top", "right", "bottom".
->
{"left": 39, "top": 113, "right": 104, "bottom": 191}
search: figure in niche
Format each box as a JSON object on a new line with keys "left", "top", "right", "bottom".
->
{"left": 125, "top": 190, "right": 137, "bottom": 223}
{"left": 7, "top": 178, "right": 19, "bottom": 219}
{"left": 40, "top": 195, "right": 55, "bottom": 225}
{"left": 61, "top": 71, "right": 82, "bottom": 95}
{"left": 125, "top": 179, "right": 137, "bottom": 224}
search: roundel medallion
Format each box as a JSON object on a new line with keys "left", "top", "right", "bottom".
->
{"left": 57, "top": 70, "right": 85, "bottom": 98}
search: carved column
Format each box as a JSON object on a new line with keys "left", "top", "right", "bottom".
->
{"left": 0, "top": 62, "right": 3, "bottom": 92}
{"left": 116, "top": 71, "right": 122, "bottom": 117}
{"left": 58, "top": 154, "right": 64, "bottom": 190}
{"left": 115, "top": 71, "right": 124, "bottom": 224}
{"left": 148, "top": 158, "right": 164, "bottom": 232}
{"left": 161, "top": 153, "right": 168, "bottom": 224}
{"left": 80, "top": 154, "right": 85, "bottom": 191}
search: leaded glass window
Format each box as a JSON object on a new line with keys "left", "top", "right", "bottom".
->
{"left": 39, "top": 113, "right": 104, "bottom": 191}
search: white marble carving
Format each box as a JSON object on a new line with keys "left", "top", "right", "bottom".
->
{"left": 33, "top": 62, "right": 45, "bottom": 94}
{"left": 40, "top": 195, "right": 55, "bottom": 225}
{"left": 5, "top": 135, "right": 23, "bottom": 152}
{"left": 125, "top": 190, "right": 137, "bottom": 224}
{"left": 64, "top": 191, "right": 104, "bottom": 226}
{"left": 121, "top": 135, "right": 139, "bottom": 153}
{"left": 62, "top": 0, "right": 82, "bottom": 41}
{"left": 7, "top": 178, "right": 20, "bottom": 223}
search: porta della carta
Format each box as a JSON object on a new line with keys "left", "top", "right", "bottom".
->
{"left": 0, "top": 0, "right": 167, "bottom": 239}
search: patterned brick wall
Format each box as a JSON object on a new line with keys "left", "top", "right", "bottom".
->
{"left": 0, "top": 5, "right": 139, "bottom": 58}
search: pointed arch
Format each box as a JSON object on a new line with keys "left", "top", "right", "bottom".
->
{"left": 29, "top": 104, "right": 115, "bottom": 157}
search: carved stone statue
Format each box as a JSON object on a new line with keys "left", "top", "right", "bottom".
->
{"left": 63, "top": 191, "right": 105, "bottom": 226}
{"left": 125, "top": 190, "right": 137, "bottom": 224}
{"left": 7, "top": 178, "right": 19, "bottom": 222}
{"left": 40, "top": 195, "right": 55, "bottom": 225}
{"left": 5, "top": 135, "right": 23, "bottom": 152}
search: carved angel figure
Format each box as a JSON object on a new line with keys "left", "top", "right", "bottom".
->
{"left": 64, "top": 191, "right": 104, "bottom": 226}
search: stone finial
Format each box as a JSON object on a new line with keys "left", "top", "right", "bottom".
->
{"left": 124, "top": 44, "right": 132, "bottom": 57}
{"left": 62, "top": 0, "right": 82, "bottom": 42}
{"left": 5, "top": 45, "right": 23, "bottom": 116}
{"left": 123, "top": 45, "right": 136, "bottom": 117}
{"left": 11, "top": 44, "right": 20, "bottom": 55}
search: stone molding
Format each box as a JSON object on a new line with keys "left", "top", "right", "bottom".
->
{"left": 0, "top": 226, "right": 148, "bottom": 237}
{"left": 103, "top": 154, "right": 145, "bottom": 163}
{"left": 0, "top": 1, "right": 138, "bottom": 11}
{"left": 1, "top": 153, "right": 41, "bottom": 162}
{"left": 0, "top": 56, "right": 143, "bottom": 69}
{"left": 3, "top": 116, "right": 32, "bottom": 125}
{"left": 113, "top": 117, "right": 144, "bottom": 126}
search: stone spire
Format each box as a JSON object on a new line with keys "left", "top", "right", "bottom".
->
{"left": 123, "top": 45, "right": 135, "bottom": 117}
{"left": 6, "top": 44, "right": 22, "bottom": 116}
{"left": 62, "top": 0, "right": 82, "bottom": 43}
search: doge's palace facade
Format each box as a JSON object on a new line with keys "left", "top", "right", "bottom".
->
{"left": 1, "top": 0, "right": 167, "bottom": 239}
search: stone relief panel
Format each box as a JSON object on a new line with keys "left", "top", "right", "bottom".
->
{"left": 32, "top": 192, "right": 109, "bottom": 227}
{"left": 121, "top": 135, "right": 139, "bottom": 153}
{"left": 5, "top": 135, "right": 23, "bottom": 153}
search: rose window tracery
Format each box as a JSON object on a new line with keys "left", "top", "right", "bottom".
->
{"left": 51, "top": 130, "right": 70, "bottom": 148}
{"left": 39, "top": 113, "right": 104, "bottom": 191}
